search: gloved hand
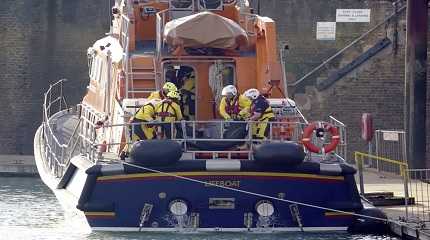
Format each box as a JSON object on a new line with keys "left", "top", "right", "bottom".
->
{"left": 95, "top": 120, "right": 104, "bottom": 129}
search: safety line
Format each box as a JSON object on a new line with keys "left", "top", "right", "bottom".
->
{"left": 105, "top": 158, "right": 402, "bottom": 225}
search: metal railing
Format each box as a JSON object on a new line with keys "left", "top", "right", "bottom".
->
{"left": 42, "top": 81, "right": 348, "bottom": 176}
{"left": 355, "top": 152, "right": 430, "bottom": 224}
{"left": 121, "top": 14, "right": 131, "bottom": 99}
{"left": 42, "top": 79, "right": 73, "bottom": 178}
{"left": 329, "top": 115, "right": 347, "bottom": 160}
{"left": 42, "top": 79, "right": 105, "bottom": 178}
{"left": 406, "top": 169, "right": 430, "bottom": 224}
{"left": 96, "top": 118, "right": 347, "bottom": 161}
{"left": 375, "top": 130, "right": 407, "bottom": 173}
{"left": 77, "top": 104, "right": 104, "bottom": 162}
{"left": 354, "top": 151, "right": 408, "bottom": 196}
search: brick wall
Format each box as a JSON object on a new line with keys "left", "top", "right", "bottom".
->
{"left": 0, "top": 0, "right": 110, "bottom": 155}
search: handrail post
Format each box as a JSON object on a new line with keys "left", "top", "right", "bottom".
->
{"left": 356, "top": 152, "right": 365, "bottom": 195}
{"left": 403, "top": 166, "right": 409, "bottom": 220}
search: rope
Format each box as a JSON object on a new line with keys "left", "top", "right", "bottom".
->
{"left": 208, "top": 60, "right": 224, "bottom": 105}
{"left": 105, "top": 157, "right": 402, "bottom": 225}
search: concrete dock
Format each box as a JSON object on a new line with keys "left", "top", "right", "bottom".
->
{"left": 360, "top": 170, "right": 430, "bottom": 239}
{"left": 0, "top": 155, "right": 38, "bottom": 177}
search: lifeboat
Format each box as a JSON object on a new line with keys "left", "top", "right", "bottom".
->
{"left": 34, "top": 0, "right": 387, "bottom": 234}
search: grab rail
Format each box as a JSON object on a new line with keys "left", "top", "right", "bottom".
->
{"left": 98, "top": 119, "right": 346, "bottom": 161}
{"left": 42, "top": 80, "right": 103, "bottom": 177}
{"left": 41, "top": 80, "right": 349, "bottom": 176}
{"left": 42, "top": 79, "right": 70, "bottom": 177}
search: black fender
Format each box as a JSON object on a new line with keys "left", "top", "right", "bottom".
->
{"left": 128, "top": 140, "right": 182, "bottom": 167}
{"left": 253, "top": 142, "right": 305, "bottom": 166}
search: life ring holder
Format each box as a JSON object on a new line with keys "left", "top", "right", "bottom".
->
{"left": 301, "top": 121, "right": 340, "bottom": 154}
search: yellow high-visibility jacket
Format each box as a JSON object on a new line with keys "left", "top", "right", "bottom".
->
{"left": 147, "top": 90, "right": 166, "bottom": 100}
{"left": 182, "top": 77, "right": 195, "bottom": 92}
{"left": 251, "top": 95, "right": 275, "bottom": 121}
{"left": 134, "top": 103, "right": 157, "bottom": 122}
{"left": 219, "top": 94, "right": 251, "bottom": 120}
{"left": 156, "top": 100, "right": 183, "bottom": 123}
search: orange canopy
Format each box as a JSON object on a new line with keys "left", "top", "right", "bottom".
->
{"left": 163, "top": 11, "right": 248, "bottom": 49}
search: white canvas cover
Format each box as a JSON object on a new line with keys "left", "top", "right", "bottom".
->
{"left": 163, "top": 11, "right": 248, "bottom": 49}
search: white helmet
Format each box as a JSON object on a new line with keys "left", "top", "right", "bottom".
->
{"left": 221, "top": 85, "right": 238, "bottom": 97}
{"left": 244, "top": 88, "right": 260, "bottom": 100}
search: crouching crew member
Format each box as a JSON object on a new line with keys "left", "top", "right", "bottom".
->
{"left": 219, "top": 85, "right": 251, "bottom": 120}
{"left": 244, "top": 88, "right": 275, "bottom": 139}
{"left": 120, "top": 99, "right": 160, "bottom": 160}
{"left": 156, "top": 91, "right": 183, "bottom": 139}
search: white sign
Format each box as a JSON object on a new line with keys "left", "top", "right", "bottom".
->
{"left": 336, "top": 9, "right": 371, "bottom": 22}
{"left": 383, "top": 132, "right": 399, "bottom": 141}
{"left": 316, "top": 22, "right": 336, "bottom": 41}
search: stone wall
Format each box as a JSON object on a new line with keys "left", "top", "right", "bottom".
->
{"left": 0, "top": 0, "right": 111, "bottom": 154}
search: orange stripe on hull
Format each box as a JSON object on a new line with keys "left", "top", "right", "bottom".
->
{"left": 97, "top": 172, "right": 344, "bottom": 182}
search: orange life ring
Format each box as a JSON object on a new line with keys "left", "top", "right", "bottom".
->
{"left": 301, "top": 122, "right": 340, "bottom": 154}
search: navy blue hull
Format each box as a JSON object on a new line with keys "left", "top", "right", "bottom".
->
{"left": 69, "top": 160, "right": 363, "bottom": 231}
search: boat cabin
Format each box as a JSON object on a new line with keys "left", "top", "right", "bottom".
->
{"left": 80, "top": 0, "right": 344, "bottom": 160}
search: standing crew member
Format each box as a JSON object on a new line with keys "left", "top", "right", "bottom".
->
{"left": 120, "top": 99, "right": 160, "bottom": 160}
{"left": 179, "top": 70, "right": 196, "bottom": 120}
{"left": 244, "top": 88, "right": 275, "bottom": 139}
{"left": 219, "top": 85, "right": 251, "bottom": 120}
{"left": 156, "top": 91, "right": 183, "bottom": 139}
{"left": 148, "top": 82, "right": 178, "bottom": 100}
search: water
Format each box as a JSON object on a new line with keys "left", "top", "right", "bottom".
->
{"left": 0, "top": 177, "right": 399, "bottom": 240}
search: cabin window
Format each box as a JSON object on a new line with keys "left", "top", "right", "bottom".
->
{"left": 170, "top": 0, "right": 193, "bottom": 9}
{"left": 199, "top": 0, "right": 223, "bottom": 10}
{"left": 209, "top": 63, "right": 235, "bottom": 86}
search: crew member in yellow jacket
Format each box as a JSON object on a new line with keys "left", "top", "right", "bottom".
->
{"left": 179, "top": 71, "right": 195, "bottom": 120}
{"left": 148, "top": 82, "right": 178, "bottom": 100}
{"left": 243, "top": 88, "right": 275, "bottom": 139}
{"left": 219, "top": 85, "right": 251, "bottom": 120}
{"left": 156, "top": 91, "right": 183, "bottom": 139}
{"left": 120, "top": 99, "right": 160, "bottom": 160}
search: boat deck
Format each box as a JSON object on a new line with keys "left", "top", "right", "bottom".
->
{"left": 51, "top": 111, "right": 79, "bottom": 146}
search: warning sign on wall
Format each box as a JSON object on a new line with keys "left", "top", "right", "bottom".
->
{"left": 336, "top": 9, "right": 371, "bottom": 22}
{"left": 316, "top": 22, "right": 336, "bottom": 40}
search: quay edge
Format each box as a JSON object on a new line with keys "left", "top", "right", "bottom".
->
{"left": 0, "top": 155, "right": 38, "bottom": 177}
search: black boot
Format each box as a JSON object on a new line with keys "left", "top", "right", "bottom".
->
{"left": 119, "top": 151, "right": 128, "bottom": 160}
